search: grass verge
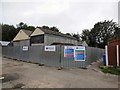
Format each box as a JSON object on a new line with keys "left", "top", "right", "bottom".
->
{"left": 99, "top": 66, "right": 120, "bottom": 75}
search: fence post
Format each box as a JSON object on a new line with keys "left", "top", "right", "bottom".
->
{"left": 105, "top": 45, "right": 108, "bottom": 66}
{"left": 117, "top": 45, "right": 119, "bottom": 67}
{"left": 58, "top": 45, "right": 62, "bottom": 70}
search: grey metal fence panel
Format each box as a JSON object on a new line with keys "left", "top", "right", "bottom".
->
{"left": 41, "top": 45, "right": 60, "bottom": 67}
{"left": 6, "top": 47, "right": 10, "bottom": 58}
{"left": 61, "top": 46, "right": 86, "bottom": 68}
{"left": 4, "top": 47, "right": 8, "bottom": 57}
{"left": 3, "top": 47, "right": 11, "bottom": 58}
{"left": 8, "top": 47, "right": 11, "bottom": 58}
{"left": 19, "top": 46, "right": 30, "bottom": 62}
{"left": 5, "top": 47, "right": 8, "bottom": 57}
{"left": 12, "top": 46, "right": 20, "bottom": 60}
{"left": 85, "top": 47, "right": 91, "bottom": 66}
{"left": 28, "top": 45, "right": 42, "bottom": 64}
{"left": 12, "top": 47, "right": 16, "bottom": 59}
{"left": 7, "top": 47, "right": 14, "bottom": 59}
{"left": 85, "top": 47, "right": 104, "bottom": 67}
{"left": 2, "top": 47, "right": 6, "bottom": 56}
{"left": 0, "top": 46, "right": 2, "bottom": 58}
{"left": 2, "top": 45, "right": 105, "bottom": 68}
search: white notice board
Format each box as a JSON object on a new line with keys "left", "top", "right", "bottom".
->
{"left": 22, "top": 46, "right": 29, "bottom": 51}
{"left": 45, "top": 46, "right": 56, "bottom": 51}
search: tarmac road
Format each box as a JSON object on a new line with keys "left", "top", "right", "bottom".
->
{"left": 2, "top": 57, "right": 118, "bottom": 88}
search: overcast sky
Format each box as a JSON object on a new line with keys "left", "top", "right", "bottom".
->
{"left": 1, "top": 0, "right": 119, "bottom": 34}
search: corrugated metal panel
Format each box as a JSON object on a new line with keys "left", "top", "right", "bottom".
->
{"left": 28, "top": 46, "right": 42, "bottom": 64}
{"left": 19, "top": 46, "right": 30, "bottom": 62}
{"left": 12, "top": 46, "right": 20, "bottom": 60}
{"left": 7, "top": 47, "right": 14, "bottom": 59}
{"left": 41, "top": 45, "right": 60, "bottom": 67}
{"left": 3, "top": 45, "right": 104, "bottom": 68}
{"left": 61, "top": 46, "right": 85, "bottom": 68}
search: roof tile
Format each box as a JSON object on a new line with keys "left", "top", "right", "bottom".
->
{"left": 38, "top": 27, "right": 77, "bottom": 40}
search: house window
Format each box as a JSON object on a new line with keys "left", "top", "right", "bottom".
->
{"left": 31, "top": 35, "right": 44, "bottom": 44}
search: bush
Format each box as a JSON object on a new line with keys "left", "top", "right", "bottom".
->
{"left": 100, "top": 66, "right": 120, "bottom": 75}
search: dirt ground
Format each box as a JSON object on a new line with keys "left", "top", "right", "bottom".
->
{"left": 2, "top": 57, "right": 118, "bottom": 88}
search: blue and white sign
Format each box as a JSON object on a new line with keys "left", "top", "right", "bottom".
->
{"left": 74, "top": 46, "right": 86, "bottom": 61}
{"left": 64, "top": 46, "right": 75, "bottom": 58}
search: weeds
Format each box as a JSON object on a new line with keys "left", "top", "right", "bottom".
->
{"left": 99, "top": 66, "right": 120, "bottom": 75}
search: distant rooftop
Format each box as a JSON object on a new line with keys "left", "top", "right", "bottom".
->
{"left": 38, "top": 27, "right": 78, "bottom": 40}
{"left": 22, "top": 29, "right": 33, "bottom": 36}
{"left": 0, "top": 41, "right": 10, "bottom": 46}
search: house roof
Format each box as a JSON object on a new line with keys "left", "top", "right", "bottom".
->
{"left": 22, "top": 29, "right": 33, "bottom": 36}
{"left": 13, "top": 29, "right": 33, "bottom": 41}
{"left": 78, "top": 41, "right": 88, "bottom": 46}
{"left": 38, "top": 27, "right": 77, "bottom": 40}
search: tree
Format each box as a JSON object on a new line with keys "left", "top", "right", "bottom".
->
{"left": 66, "top": 33, "right": 71, "bottom": 36}
{"left": 72, "top": 33, "right": 80, "bottom": 41}
{"left": 81, "top": 29, "right": 90, "bottom": 45}
{"left": 114, "top": 26, "right": 120, "bottom": 39}
{"left": 50, "top": 26, "right": 59, "bottom": 32}
{"left": 16, "top": 22, "right": 27, "bottom": 30}
{"left": 42, "top": 26, "right": 59, "bottom": 32}
{"left": 16, "top": 22, "right": 35, "bottom": 31}
{"left": 25, "top": 26, "right": 35, "bottom": 31}
{"left": 91, "top": 20, "right": 118, "bottom": 48}
{"left": 1, "top": 23, "right": 36, "bottom": 41}
{"left": 81, "top": 20, "right": 119, "bottom": 48}
{"left": 80, "top": 20, "right": 120, "bottom": 48}
{"left": 42, "top": 25, "right": 50, "bottom": 30}
{"left": 2, "top": 24, "right": 18, "bottom": 41}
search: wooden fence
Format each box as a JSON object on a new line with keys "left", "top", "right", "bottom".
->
{"left": 105, "top": 45, "right": 120, "bottom": 66}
